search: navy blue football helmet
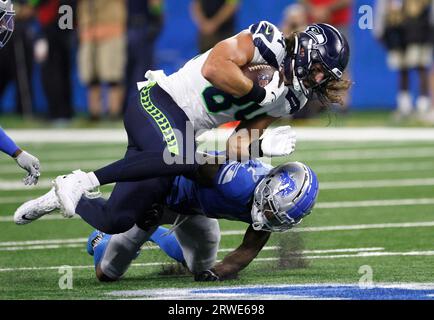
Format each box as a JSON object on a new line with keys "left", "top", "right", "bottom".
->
{"left": 0, "top": 0, "right": 14, "bottom": 49}
{"left": 283, "top": 23, "right": 350, "bottom": 97}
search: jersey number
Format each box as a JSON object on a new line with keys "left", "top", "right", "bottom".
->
{"left": 202, "top": 86, "right": 265, "bottom": 121}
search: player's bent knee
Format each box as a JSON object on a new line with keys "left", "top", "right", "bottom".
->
{"left": 95, "top": 265, "right": 118, "bottom": 282}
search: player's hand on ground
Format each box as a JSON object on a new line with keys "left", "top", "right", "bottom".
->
{"left": 259, "top": 71, "right": 285, "bottom": 106}
{"left": 261, "top": 125, "right": 296, "bottom": 157}
{"left": 15, "top": 150, "right": 41, "bottom": 185}
{"left": 194, "top": 269, "right": 220, "bottom": 282}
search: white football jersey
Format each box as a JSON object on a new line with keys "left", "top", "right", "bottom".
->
{"left": 146, "top": 21, "right": 308, "bottom": 131}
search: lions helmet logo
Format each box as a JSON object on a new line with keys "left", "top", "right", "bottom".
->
{"left": 305, "top": 25, "right": 327, "bottom": 45}
{"left": 276, "top": 171, "right": 296, "bottom": 197}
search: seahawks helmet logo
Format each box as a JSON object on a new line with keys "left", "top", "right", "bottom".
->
{"left": 305, "top": 25, "right": 327, "bottom": 45}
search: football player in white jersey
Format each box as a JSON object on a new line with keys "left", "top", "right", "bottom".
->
{"left": 15, "top": 21, "right": 349, "bottom": 230}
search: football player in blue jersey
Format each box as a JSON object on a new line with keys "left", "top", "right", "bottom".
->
{"left": 0, "top": 128, "right": 41, "bottom": 185}
{"left": 15, "top": 156, "right": 319, "bottom": 282}
{"left": 0, "top": 1, "right": 40, "bottom": 185}
{"left": 42, "top": 21, "right": 348, "bottom": 222}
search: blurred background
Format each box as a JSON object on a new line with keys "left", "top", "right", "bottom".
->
{"left": 1, "top": 0, "right": 434, "bottom": 126}
{"left": 2, "top": 1, "right": 434, "bottom": 299}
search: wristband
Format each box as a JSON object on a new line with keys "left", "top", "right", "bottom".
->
{"left": 241, "top": 82, "right": 266, "bottom": 104}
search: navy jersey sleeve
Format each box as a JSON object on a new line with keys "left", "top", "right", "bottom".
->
{"left": 248, "top": 21, "right": 287, "bottom": 69}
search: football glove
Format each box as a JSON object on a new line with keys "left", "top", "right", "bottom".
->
{"left": 194, "top": 269, "right": 220, "bottom": 282}
{"left": 144, "top": 70, "right": 167, "bottom": 82}
{"left": 15, "top": 150, "right": 41, "bottom": 185}
{"left": 260, "top": 126, "right": 296, "bottom": 157}
{"left": 259, "top": 71, "right": 285, "bottom": 106}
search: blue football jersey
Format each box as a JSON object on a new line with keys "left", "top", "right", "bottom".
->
{"left": 166, "top": 160, "right": 272, "bottom": 224}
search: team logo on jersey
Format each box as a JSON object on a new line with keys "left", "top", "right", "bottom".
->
{"left": 305, "top": 25, "right": 327, "bottom": 45}
{"left": 277, "top": 171, "right": 296, "bottom": 197}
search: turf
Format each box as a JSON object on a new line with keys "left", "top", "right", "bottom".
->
{"left": 0, "top": 139, "right": 434, "bottom": 299}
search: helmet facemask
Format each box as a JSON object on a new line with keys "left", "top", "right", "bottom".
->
{"left": 251, "top": 176, "right": 301, "bottom": 233}
{"left": 283, "top": 24, "right": 349, "bottom": 101}
{"left": 0, "top": 10, "right": 14, "bottom": 48}
{"left": 251, "top": 162, "right": 319, "bottom": 233}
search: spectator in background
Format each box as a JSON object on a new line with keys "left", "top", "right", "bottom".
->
{"left": 77, "top": 0, "right": 126, "bottom": 121}
{"left": 190, "top": 0, "right": 240, "bottom": 54}
{"left": 0, "top": 0, "right": 35, "bottom": 117}
{"left": 300, "top": 0, "right": 353, "bottom": 111}
{"left": 428, "top": 0, "right": 434, "bottom": 124}
{"left": 124, "top": 0, "right": 163, "bottom": 111}
{"left": 33, "top": 0, "right": 75, "bottom": 124}
{"left": 375, "top": 0, "right": 432, "bottom": 122}
{"left": 281, "top": 3, "right": 324, "bottom": 120}
{"left": 281, "top": 3, "right": 308, "bottom": 35}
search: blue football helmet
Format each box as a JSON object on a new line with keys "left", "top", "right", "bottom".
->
{"left": 251, "top": 162, "right": 319, "bottom": 232}
{"left": 283, "top": 23, "right": 350, "bottom": 97}
{"left": 0, "top": 0, "right": 14, "bottom": 49}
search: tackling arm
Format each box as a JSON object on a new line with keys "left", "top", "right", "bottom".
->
{"left": 195, "top": 225, "right": 270, "bottom": 281}
{"left": 226, "top": 115, "right": 276, "bottom": 160}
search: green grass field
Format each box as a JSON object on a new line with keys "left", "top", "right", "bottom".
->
{"left": 1, "top": 135, "right": 434, "bottom": 299}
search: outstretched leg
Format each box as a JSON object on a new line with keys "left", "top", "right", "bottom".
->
{"left": 54, "top": 84, "right": 200, "bottom": 217}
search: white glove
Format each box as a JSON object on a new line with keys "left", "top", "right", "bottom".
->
{"left": 15, "top": 151, "right": 41, "bottom": 185}
{"left": 260, "top": 126, "right": 296, "bottom": 157}
{"left": 144, "top": 70, "right": 167, "bottom": 82}
{"left": 259, "top": 71, "right": 285, "bottom": 106}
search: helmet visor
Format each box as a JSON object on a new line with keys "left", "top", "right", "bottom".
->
{"left": 0, "top": 11, "right": 14, "bottom": 48}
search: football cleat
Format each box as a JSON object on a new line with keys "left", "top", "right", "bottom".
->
{"left": 87, "top": 230, "right": 141, "bottom": 269}
{"left": 14, "top": 187, "right": 60, "bottom": 225}
{"left": 87, "top": 230, "right": 112, "bottom": 268}
{"left": 53, "top": 170, "right": 98, "bottom": 218}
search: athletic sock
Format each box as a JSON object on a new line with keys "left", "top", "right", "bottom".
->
{"left": 99, "top": 224, "right": 156, "bottom": 279}
{"left": 150, "top": 226, "right": 185, "bottom": 263}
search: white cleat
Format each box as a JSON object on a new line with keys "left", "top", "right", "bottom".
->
{"left": 53, "top": 170, "right": 98, "bottom": 218}
{"left": 14, "top": 188, "right": 60, "bottom": 225}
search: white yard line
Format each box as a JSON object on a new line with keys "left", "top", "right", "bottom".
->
{"left": 6, "top": 128, "right": 434, "bottom": 143}
{"left": 0, "top": 179, "right": 113, "bottom": 191}
{"left": 220, "top": 221, "right": 434, "bottom": 236}
{"left": 256, "top": 250, "right": 434, "bottom": 260}
{"left": 0, "top": 244, "right": 84, "bottom": 251}
{"left": 0, "top": 234, "right": 385, "bottom": 252}
{"left": 1, "top": 196, "right": 434, "bottom": 221}
{"left": 313, "top": 161, "right": 434, "bottom": 174}
{"left": 1, "top": 248, "right": 433, "bottom": 273}
{"left": 0, "top": 160, "right": 112, "bottom": 174}
{"left": 316, "top": 198, "right": 434, "bottom": 209}
{"left": 2, "top": 160, "right": 433, "bottom": 176}
{"left": 321, "top": 178, "right": 434, "bottom": 190}
{"left": 2, "top": 177, "right": 434, "bottom": 191}
{"left": 300, "top": 148, "right": 434, "bottom": 161}
{"left": 198, "top": 128, "right": 434, "bottom": 142}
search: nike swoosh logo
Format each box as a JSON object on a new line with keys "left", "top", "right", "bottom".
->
{"left": 265, "top": 25, "right": 272, "bottom": 35}
{"left": 21, "top": 214, "right": 33, "bottom": 221}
